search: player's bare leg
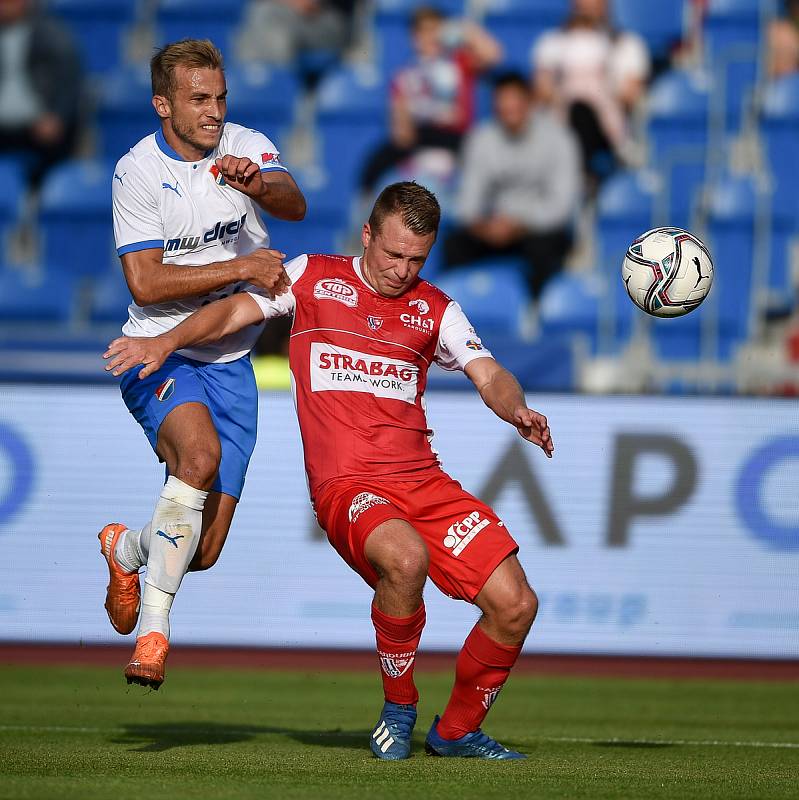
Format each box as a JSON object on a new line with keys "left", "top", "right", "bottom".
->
{"left": 364, "top": 519, "right": 429, "bottom": 760}
{"left": 189, "top": 491, "right": 238, "bottom": 571}
{"left": 426, "top": 555, "right": 537, "bottom": 759}
{"left": 124, "top": 403, "right": 217, "bottom": 689}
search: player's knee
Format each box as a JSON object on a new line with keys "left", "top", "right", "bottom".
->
{"left": 384, "top": 540, "right": 429, "bottom": 590}
{"left": 174, "top": 446, "right": 221, "bottom": 489}
{"left": 499, "top": 586, "right": 538, "bottom": 640}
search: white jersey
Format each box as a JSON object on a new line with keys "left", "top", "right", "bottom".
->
{"left": 112, "top": 122, "right": 290, "bottom": 363}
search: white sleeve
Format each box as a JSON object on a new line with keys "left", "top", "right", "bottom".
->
{"left": 434, "top": 301, "right": 494, "bottom": 372}
{"left": 611, "top": 33, "right": 650, "bottom": 86}
{"left": 112, "top": 157, "right": 165, "bottom": 256}
{"left": 531, "top": 30, "right": 561, "bottom": 72}
{"left": 245, "top": 253, "right": 307, "bottom": 319}
{"left": 227, "top": 125, "right": 289, "bottom": 174}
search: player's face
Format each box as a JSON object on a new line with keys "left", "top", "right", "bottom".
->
{"left": 361, "top": 213, "right": 436, "bottom": 298}
{"left": 156, "top": 66, "right": 227, "bottom": 158}
{"left": 495, "top": 84, "right": 530, "bottom": 134}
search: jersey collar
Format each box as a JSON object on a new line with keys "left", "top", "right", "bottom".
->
{"left": 155, "top": 128, "right": 214, "bottom": 162}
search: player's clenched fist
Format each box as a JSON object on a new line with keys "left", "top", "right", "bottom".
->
{"left": 215, "top": 155, "right": 265, "bottom": 198}
{"left": 103, "top": 336, "right": 171, "bottom": 378}
{"left": 512, "top": 407, "right": 554, "bottom": 458}
{"left": 238, "top": 248, "right": 291, "bottom": 298}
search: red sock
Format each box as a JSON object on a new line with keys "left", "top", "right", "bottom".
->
{"left": 371, "top": 603, "right": 426, "bottom": 706}
{"left": 437, "top": 624, "right": 522, "bottom": 740}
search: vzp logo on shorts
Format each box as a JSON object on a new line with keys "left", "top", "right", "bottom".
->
{"left": 378, "top": 650, "right": 415, "bottom": 678}
{"left": 154, "top": 378, "right": 176, "bottom": 402}
{"left": 348, "top": 491, "right": 390, "bottom": 523}
{"left": 443, "top": 510, "right": 490, "bottom": 556}
{"left": 314, "top": 279, "right": 359, "bottom": 308}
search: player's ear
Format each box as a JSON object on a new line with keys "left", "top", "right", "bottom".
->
{"left": 361, "top": 223, "right": 372, "bottom": 250}
{"left": 152, "top": 94, "right": 171, "bottom": 120}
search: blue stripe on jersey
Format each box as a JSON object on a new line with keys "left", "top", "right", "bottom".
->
{"left": 117, "top": 239, "right": 164, "bottom": 256}
{"left": 260, "top": 166, "right": 288, "bottom": 173}
{"left": 154, "top": 128, "right": 212, "bottom": 162}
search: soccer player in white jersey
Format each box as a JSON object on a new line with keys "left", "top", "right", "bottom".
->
{"left": 105, "top": 183, "right": 553, "bottom": 759}
{"left": 100, "top": 39, "right": 305, "bottom": 689}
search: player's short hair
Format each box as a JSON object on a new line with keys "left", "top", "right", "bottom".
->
{"left": 493, "top": 71, "right": 530, "bottom": 94}
{"left": 411, "top": 6, "right": 445, "bottom": 30}
{"left": 151, "top": 39, "right": 224, "bottom": 99}
{"left": 369, "top": 182, "right": 441, "bottom": 238}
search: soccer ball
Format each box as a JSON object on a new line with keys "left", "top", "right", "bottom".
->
{"left": 621, "top": 227, "right": 714, "bottom": 317}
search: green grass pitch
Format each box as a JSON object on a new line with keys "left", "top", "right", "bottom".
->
{"left": 1, "top": 664, "right": 797, "bottom": 799}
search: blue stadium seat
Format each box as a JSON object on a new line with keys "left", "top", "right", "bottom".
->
{"left": 38, "top": 160, "right": 115, "bottom": 278}
{"left": 705, "top": 173, "right": 758, "bottom": 357}
{"left": 434, "top": 261, "right": 530, "bottom": 341}
{"left": 611, "top": 0, "right": 684, "bottom": 63}
{"left": 224, "top": 64, "right": 298, "bottom": 141}
{"left": 538, "top": 271, "right": 603, "bottom": 353}
{"left": 155, "top": 0, "right": 244, "bottom": 54}
{"left": 761, "top": 74, "right": 799, "bottom": 214}
{"left": 704, "top": 0, "right": 762, "bottom": 132}
{"left": 0, "top": 266, "right": 77, "bottom": 323}
{"left": 647, "top": 70, "right": 711, "bottom": 230}
{"left": 89, "top": 266, "right": 131, "bottom": 324}
{"left": 316, "top": 65, "right": 389, "bottom": 193}
{"left": 49, "top": 0, "right": 135, "bottom": 75}
{"left": 595, "top": 170, "right": 660, "bottom": 348}
{"left": 96, "top": 66, "right": 155, "bottom": 160}
{"left": 374, "top": 0, "right": 466, "bottom": 78}
{"left": 265, "top": 172, "right": 350, "bottom": 260}
{"left": 0, "top": 159, "right": 26, "bottom": 268}
{"left": 484, "top": 0, "right": 567, "bottom": 72}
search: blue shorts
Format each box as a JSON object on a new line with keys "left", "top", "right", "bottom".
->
{"left": 119, "top": 352, "right": 258, "bottom": 499}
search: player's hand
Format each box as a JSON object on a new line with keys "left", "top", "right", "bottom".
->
{"left": 215, "top": 155, "right": 265, "bottom": 198}
{"left": 239, "top": 247, "right": 291, "bottom": 298}
{"left": 513, "top": 407, "right": 553, "bottom": 457}
{"left": 103, "top": 336, "right": 171, "bottom": 379}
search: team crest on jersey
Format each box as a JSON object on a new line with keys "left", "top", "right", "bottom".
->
{"left": 154, "top": 378, "right": 176, "bottom": 402}
{"left": 378, "top": 651, "right": 415, "bottom": 679}
{"left": 408, "top": 298, "right": 429, "bottom": 315}
{"left": 366, "top": 315, "right": 384, "bottom": 331}
{"left": 209, "top": 164, "right": 225, "bottom": 186}
{"left": 314, "top": 279, "right": 359, "bottom": 308}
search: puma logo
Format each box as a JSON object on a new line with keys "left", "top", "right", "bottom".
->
{"left": 155, "top": 529, "right": 185, "bottom": 548}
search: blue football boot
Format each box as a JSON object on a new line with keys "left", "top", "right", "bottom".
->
{"left": 424, "top": 715, "right": 526, "bottom": 759}
{"left": 370, "top": 701, "right": 417, "bottom": 760}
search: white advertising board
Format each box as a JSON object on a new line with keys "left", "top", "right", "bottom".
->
{"left": 0, "top": 386, "right": 797, "bottom": 657}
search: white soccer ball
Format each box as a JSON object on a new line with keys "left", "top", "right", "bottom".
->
{"left": 621, "top": 227, "right": 714, "bottom": 317}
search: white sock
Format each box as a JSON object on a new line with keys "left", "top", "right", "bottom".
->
{"left": 113, "top": 524, "right": 150, "bottom": 573}
{"left": 138, "top": 476, "right": 208, "bottom": 639}
{"left": 138, "top": 583, "right": 174, "bottom": 638}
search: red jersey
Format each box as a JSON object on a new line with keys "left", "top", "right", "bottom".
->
{"left": 248, "top": 254, "right": 492, "bottom": 502}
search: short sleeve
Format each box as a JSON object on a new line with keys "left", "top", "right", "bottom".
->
{"left": 531, "top": 30, "right": 562, "bottom": 72}
{"left": 245, "top": 253, "right": 307, "bottom": 319}
{"left": 226, "top": 125, "right": 289, "bottom": 174}
{"left": 112, "top": 157, "right": 164, "bottom": 256}
{"left": 611, "top": 33, "right": 650, "bottom": 85}
{"left": 434, "top": 301, "right": 493, "bottom": 372}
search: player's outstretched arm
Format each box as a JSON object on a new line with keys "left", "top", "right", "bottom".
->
{"left": 122, "top": 246, "right": 291, "bottom": 306}
{"left": 464, "top": 357, "right": 554, "bottom": 458}
{"left": 214, "top": 157, "right": 306, "bottom": 220}
{"left": 103, "top": 294, "right": 265, "bottom": 378}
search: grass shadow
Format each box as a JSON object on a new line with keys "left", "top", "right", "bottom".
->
{"left": 112, "top": 721, "right": 373, "bottom": 753}
{"left": 593, "top": 740, "right": 674, "bottom": 749}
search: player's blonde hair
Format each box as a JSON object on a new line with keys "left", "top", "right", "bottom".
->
{"left": 151, "top": 39, "right": 224, "bottom": 99}
{"left": 369, "top": 182, "right": 441, "bottom": 238}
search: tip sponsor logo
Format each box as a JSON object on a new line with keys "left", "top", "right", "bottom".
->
{"left": 314, "top": 279, "right": 359, "bottom": 308}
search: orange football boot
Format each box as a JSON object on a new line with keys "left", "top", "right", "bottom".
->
{"left": 124, "top": 632, "right": 170, "bottom": 689}
{"left": 98, "top": 523, "right": 141, "bottom": 635}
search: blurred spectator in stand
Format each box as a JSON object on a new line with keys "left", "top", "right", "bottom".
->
{"left": 768, "top": 0, "right": 799, "bottom": 78}
{"left": 442, "top": 72, "right": 581, "bottom": 300}
{"left": 531, "top": 0, "right": 649, "bottom": 186}
{"left": 237, "top": 0, "right": 355, "bottom": 87}
{"left": 0, "top": 0, "right": 83, "bottom": 188}
{"left": 359, "top": 6, "right": 502, "bottom": 193}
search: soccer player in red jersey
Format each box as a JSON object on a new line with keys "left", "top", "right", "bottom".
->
{"left": 104, "top": 182, "right": 553, "bottom": 760}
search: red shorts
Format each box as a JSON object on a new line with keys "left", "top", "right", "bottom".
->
{"left": 314, "top": 471, "right": 519, "bottom": 602}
